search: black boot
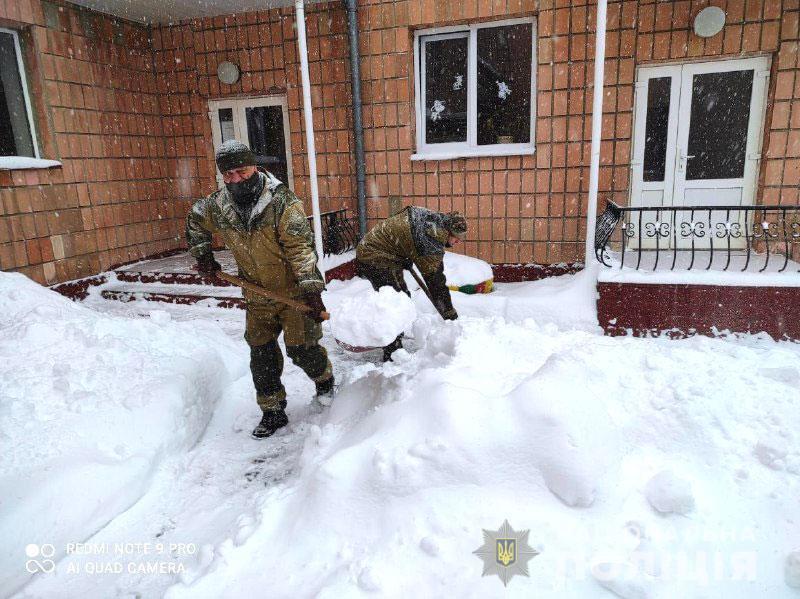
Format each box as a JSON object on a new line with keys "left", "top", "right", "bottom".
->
{"left": 251, "top": 408, "right": 288, "bottom": 439}
{"left": 382, "top": 334, "right": 404, "bottom": 362}
{"left": 314, "top": 376, "right": 336, "bottom": 408}
{"left": 315, "top": 376, "right": 334, "bottom": 396}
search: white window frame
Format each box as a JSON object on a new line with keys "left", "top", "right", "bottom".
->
{"left": 412, "top": 17, "right": 536, "bottom": 161}
{"left": 0, "top": 27, "right": 40, "bottom": 158}
{"left": 207, "top": 95, "right": 293, "bottom": 190}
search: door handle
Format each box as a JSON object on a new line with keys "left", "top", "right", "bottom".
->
{"left": 678, "top": 152, "right": 695, "bottom": 172}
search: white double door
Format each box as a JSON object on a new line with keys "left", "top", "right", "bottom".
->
{"left": 629, "top": 57, "right": 770, "bottom": 249}
{"left": 208, "top": 96, "right": 293, "bottom": 190}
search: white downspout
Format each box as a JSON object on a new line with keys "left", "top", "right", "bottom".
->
{"left": 584, "top": 0, "right": 608, "bottom": 266}
{"left": 294, "top": 0, "right": 325, "bottom": 273}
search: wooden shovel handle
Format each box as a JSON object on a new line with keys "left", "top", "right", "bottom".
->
{"left": 215, "top": 271, "right": 330, "bottom": 321}
{"left": 407, "top": 266, "right": 433, "bottom": 304}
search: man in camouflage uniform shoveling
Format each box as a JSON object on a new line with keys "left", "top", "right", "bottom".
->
{"left": 355, "top": 206, "right": 468, "bottom": 361}
{"left": 186, "top": 140, "right": 334, "bottom": 439}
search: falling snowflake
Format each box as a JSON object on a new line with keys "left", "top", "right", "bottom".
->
{"left": 453, "top": 74, "right": 464, "bottom": 91}
{"left": 430, "top": 99, "right": 446, "bottom": 122}
{"left": 497, "top": 81, "right": 511, "bottom": 99}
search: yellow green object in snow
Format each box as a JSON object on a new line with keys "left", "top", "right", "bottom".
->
{"left": 448, "top": 279, "right": 493, "bottom": 294}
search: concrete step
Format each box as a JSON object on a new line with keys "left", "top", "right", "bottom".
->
{"left": 100, "top": 289, "right": 245, "bottom": 308}
{"left": 104, "top": 279, "right": 242, "bottom": 297}
{"left": 114, "top": 270, "right": 237, "bottom": 287}
{"left": 101, "top": 272, "right": 243, "bottom": 308}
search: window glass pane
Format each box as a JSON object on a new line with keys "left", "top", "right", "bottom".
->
{"left": 477, "top": 23, "right": 532, "bottom": 145}
{"left": 0, "top": 32, "right": 34, "bottom": 157}
{"left": 686, "top": 70, "right": 753, "bottom": 181}
{"left": 246, "top": 105, "right": 289, "bottom": 185}
{"left": 424, "top": 35, "right": 468, "bottom": 144}
{"left": 218, "top": 108, "right": 234, "bottom": 143}
{"left": 642, "top": 77, "right": 671, "bottom": 182}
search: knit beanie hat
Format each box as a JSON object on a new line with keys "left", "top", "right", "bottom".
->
{"left": 444, "top": 212, "right": 468, "bottom": 239}
{"left": 215, "top": 140, "right": 256, "bottom": 173}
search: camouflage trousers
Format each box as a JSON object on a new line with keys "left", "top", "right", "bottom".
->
{"left": 245, "top": 301, "right": 332, "bottom": 412}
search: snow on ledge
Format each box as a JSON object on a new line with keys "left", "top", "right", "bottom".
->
{"left": 597, "top": 250, "right": 800, "bottom": 287}
{"left": 411, "top": 147, "right": 535, "bottom": 161}
{"left": 320, "top": 250, "right": 355, "bottom": 272}
{"left": 0, "top": 156, "right": 62, "bottom": 170}
{"left": 598, "top": 267, "right": 800, "bottom": 287}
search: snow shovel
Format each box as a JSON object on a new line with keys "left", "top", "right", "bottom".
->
{"left": 215, "top": 271, "right": 330, "bottom": 321}
{"left": 407, "top": 266, "right": 436, "bottom": 308}
{"left": 334, "top": 338, "right": 379, "bottom": 353}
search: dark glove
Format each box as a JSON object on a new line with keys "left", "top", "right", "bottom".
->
{"left": 441, "top": 308, "right": 458, "bottom": 321}
{"left": 195, "top": 253, "right": 221, "bottom": 274}
{"left": 302, "top": 290, "right": 327, "bottom": 324}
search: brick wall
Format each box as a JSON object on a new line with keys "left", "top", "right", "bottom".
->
{"left": 0, "top": 0, "right": 182, "bottom": 284}
{"left": 353, "top": 0, "right": 793, "bottom": 265}
{"left": 151, "top": 2, "right": 355, "bottom": 219}
{"left": 763, "top": 2, "right": 800, "bottom": 205}
{"left": 359, "top": 1, "right": 549, "bottom": 264}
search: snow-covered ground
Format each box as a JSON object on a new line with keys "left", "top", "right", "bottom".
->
{"left": 3, "top": 267, "right": 800, "bottom": 599}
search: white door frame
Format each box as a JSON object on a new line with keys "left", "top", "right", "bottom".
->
{"left": 207, "top": 96, "right": 294, "bottom": 190}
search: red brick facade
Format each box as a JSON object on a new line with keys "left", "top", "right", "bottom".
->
{"left": 0, "top": 0, "right": 798, "bottom": 284}
{"left": 0, "top": 0, "right": 179, "bottom": 283}
{"left": 150, "top": 4, "right": 355, "bottom": 217}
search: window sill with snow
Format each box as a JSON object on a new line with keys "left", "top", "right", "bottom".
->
{"left": 0, "top": 156, "right": 62, "bottom": 170}
{"left": 410, "top": 146, "right": 535, "bottom": 161}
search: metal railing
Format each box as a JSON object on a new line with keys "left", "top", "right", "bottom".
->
{"left": 309, "top": 209, "right": 361, "bottom": 257}
{"left": 595, "top": 201, "right": 800, "bottom": 272}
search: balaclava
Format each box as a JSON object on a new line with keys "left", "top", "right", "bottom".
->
{"left": 215, "top": 140, "right": 264, "bottom": 206}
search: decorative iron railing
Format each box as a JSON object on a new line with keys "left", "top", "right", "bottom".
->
{"left": 309, "top": 209, "right": 361, "bottom": 257}
{"left": 595, "top": 201, "right": 800, "bottom": 272}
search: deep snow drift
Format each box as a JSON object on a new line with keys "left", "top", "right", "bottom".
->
{"left": 158, "top": 317, "right": 800, "bottom": 599}
{"left": 4, "top": 268, "right": 800, "bottom": 599}
{"left": 0, "top": 273, "right": 245, "bottom": 595}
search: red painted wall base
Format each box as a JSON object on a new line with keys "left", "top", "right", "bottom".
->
{"left": 598, "top": 282, "right": 800, "bottom": 341}
{"left": 492, "top": 262, "right": 582, "bottom": 282}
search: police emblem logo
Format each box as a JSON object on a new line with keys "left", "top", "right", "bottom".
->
{"left": 473, "top": 520, "right": 539, "bottom": 587}
{"left": 496, "top": 539, "right": 516, "bottom": 567}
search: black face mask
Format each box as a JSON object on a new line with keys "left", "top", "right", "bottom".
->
{"left": 226, "top": 171, "right": 263, "bottom": 204}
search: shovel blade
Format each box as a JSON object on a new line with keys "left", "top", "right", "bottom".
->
{"left": 334, "top": 338, "right": 381, "bottom": 353}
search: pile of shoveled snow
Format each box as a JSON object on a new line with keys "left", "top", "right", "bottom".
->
{"left": 0, "top": 273, "right": 244, "bottom": 595}
{"left": 443, "top": 251, "right": 493, "bottom": 286}
{"left": 329, "top": 284, "right": 416, "bottom": 348}
{"left": 163, "top": 308, "right": 800, "bottom": 598}
{"left": 327, "top": 262, "right": 598, "bottom": 335}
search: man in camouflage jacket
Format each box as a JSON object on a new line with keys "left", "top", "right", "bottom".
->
{"left": 355, "top": 206, "right": 467, "bottom": 361}
{"left": 186, "top": 140, "right": 334, "bottom": 438}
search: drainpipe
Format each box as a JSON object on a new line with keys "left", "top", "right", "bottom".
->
{"left": 345, "top": 0, "right": 367, "bottom": 237}
{"left": 295, "top": 0, "right": 325, "bottom": 272}
{"left": 584, "top": 0, "right": 608, "bottom": 266}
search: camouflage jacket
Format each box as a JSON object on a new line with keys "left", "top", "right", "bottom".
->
{"left": 186, "top": 171, "right": 324, "bottom": 303}
{"left": 356, "top": 206, "right": 457, "bottom": 319}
